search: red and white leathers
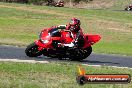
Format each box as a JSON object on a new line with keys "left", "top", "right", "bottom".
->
{"left": 57, "top": 24, "right": 84, "bottom": 47}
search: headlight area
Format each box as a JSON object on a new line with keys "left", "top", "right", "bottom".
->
{"left": 41, "top": 40, "right": 50, "bottom": 44}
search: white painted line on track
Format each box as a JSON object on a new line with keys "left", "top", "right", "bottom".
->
{"left": 0, "top": 58, "right": 49, "bottom": 64}
{"left": 82, "top": 64, "right": 101, "bottom": 67}
{"left": 82, "top": 64, "right": 132, "bottom": 69}
{"left": 0, "top": 59, "right": 132, "bottom": 69}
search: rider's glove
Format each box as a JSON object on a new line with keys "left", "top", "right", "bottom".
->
{"left": 57, "top": 25, "right": 66, "bottom": 29}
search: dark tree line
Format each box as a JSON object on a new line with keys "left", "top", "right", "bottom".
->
{"left": 0, "top": 0, "right": 93, "bottom": 4}
{"left": 0, "top": 0, "right": 28, "bottom": 3}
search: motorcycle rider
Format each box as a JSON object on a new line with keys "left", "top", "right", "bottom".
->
{"left": 55, "top": 0, "right": 64, "bottom": 7}
{"left": 57, "top": 18, "right": 84, "bottom": 48}
{"left": 129, "top": 4, "right": 132, "bottom": 9}
{"left": 57, "top": 0, "right": 64, "bottom": 4}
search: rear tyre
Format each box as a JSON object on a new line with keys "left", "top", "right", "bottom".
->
{"left": 25, "top": 43, "right": 42, "bottom": 57}
{"left": 69, "top": 46, "right": 92, "bottom": 61}
{"left": 81, "top": 46, "right": 92, "bottom": 58}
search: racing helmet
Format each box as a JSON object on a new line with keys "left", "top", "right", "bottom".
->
{"left": 69, "top": 18, "right": 81, "bottom": 33}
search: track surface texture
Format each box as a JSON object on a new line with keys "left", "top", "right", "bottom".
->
{"left": 0, "top": 45, "right": 132, "bottom": 68}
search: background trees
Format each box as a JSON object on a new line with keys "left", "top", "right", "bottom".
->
{"left": 0, "top": 0, "right": 93, "bottom": 4}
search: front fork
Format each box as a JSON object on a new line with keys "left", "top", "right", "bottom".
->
{"left": 35, "top": 40, "right": 53, "bottom": 51}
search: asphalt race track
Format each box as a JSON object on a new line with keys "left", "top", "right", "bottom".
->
{"left": 0, "top": 45, "right": 132, "bottom": 68}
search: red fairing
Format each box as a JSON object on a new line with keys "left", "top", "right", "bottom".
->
{"left": 35, "top": 40, "right": 53, "bottom": 50}
{"left": 87, "top": 34, "right": 101, "bottom": 43}
{"left": 34, "top": 26, "right": 101, "bottom": 51}
{"left": 40, "top": 30, "right": 50, "bottom": 41}
{"left": 83, "top": 34, "right": 101, "bottom": 49}
{"left": 60, "top": 30, "right": 73, "bottom": 44}
{"left": 34, "top": 27, "right": 74, "bottom": 51}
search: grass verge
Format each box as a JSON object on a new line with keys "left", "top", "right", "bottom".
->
{"left": 0, "top": 62, "right": 132, "bottom": 88}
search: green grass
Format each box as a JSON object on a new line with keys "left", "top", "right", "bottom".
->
{"left": 0, "top": 2, "right": 132, "bottom": 55}
{"left": 0, "top": 2, "right": 132, "bottom": 88}
{"left": 0, "top": 62, "right": 132, "bottom": 88}
{"left": 93, "top": 41, "right": 132, "bottom": 55}
{"left": 32, "top": 4, "right": 132, "bottom": 22}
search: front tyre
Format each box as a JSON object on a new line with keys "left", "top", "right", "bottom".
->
{"left": 25, "top": 43, "right": 42, "bottom": 57}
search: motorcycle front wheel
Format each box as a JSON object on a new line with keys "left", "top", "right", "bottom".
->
{"left": 25, "top": 43, "right": 42, "bottom": 57}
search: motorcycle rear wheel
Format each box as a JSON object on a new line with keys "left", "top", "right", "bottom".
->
{"left": 69, "top": 46, "right": 92, "bottom": 61}
{"left": 25, "top": 43, "right": 42, "bottom": 57}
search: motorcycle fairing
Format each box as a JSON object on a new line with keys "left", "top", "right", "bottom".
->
{"left": 83, "top": 34, "right": 101, "bottom": 49}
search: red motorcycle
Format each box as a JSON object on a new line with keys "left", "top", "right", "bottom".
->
{"left": 25, "top": 27, "right": 101, "bottom": 61}
{"left": 46, "top": 1, "right": 64, "bottom": 7}
{"left": 54, "top": 1, "right": 64, "bottom": 7}
{"left": 125, "top": 5, "right": 132, "bottom": 11}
